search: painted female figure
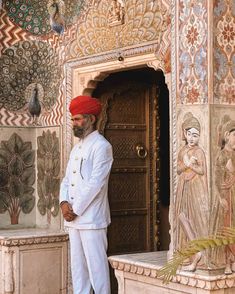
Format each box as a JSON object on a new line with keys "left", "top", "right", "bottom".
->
{"left": 175, "top": 113, "right": 209, "bottom": 271}
{"left": 215, "top": 119, "right": 235, "bottom": 274}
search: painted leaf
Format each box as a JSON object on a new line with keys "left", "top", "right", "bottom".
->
{"left": 0, "top": 148, "right": 11, "bottom": 166}
{"left": 21, "top": 142, "right": 32, "bottom": 154}
{"left": 23, "top": 185, "right": 34, "bottom": 196}
{"left": 37, "top": 198, "right": 46, "bottom": 215}
{"left": 21, "top": 167, "right": 35, "bottom": 186}
{"left": 0, "top": 190, "right": 8, "bottom": 213}
{"left": 21, "top": 150, "right": 35, "bottom": 166}
{"left": 8, "top": 133, "right": 24, "bottom": 154}
{"left": 37, "top": 137, "right": 47, "bottom": 155}
{"left": 51, "top": 178, "right": 60, "bottom": 195}
{"left": 51, "top": 198, "right": 59, "bottom": 217}
{"left": 45, "top": 175, "right": 52, "bottom": 194}
{"left": 8, "top": 156, "right": 24, "bottom": 176}
{"left": 0, "top": 168, "right": 9, "bottom": 187}
{"left": 21, "top": 194, "right": 35, "bottom": 213}
{"left": 9, "top": 177, "right": 24, "bottom": 198}
{"left": 52, "top": 159, "right": 60, "bottom": 176}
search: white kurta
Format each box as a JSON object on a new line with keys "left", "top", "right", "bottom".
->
{"left": 59, "top": 130, "right": 113, "bottom": 294}
{"left": 60, "top": 130, "right": 113, "bottom": 229}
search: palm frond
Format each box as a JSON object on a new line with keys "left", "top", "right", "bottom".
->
{"left": 157, "top": 227, "right": 235, "bottom": 284}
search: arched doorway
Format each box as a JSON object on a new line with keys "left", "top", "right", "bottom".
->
{"left": 93, "top": 67, "right": 170, "bottom": 293}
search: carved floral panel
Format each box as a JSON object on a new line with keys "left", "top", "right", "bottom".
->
{"left": 68, "top": 0, "right": 169, "bottom": 58}
{"left": 178, "top": 0, "right": 208, "bottom": 104}
{"left": 214, "top": 0, "right": 235, "bottom": 104}
{"left": 0, "top": 133, "right": 35, "bottom": 225}
{"left": 37, "top": 130, "right": 60, "bottom": 222}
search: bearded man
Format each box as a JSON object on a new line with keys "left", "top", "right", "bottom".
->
{"left": 60, "top": 95, "right": 113, "bottom": 294}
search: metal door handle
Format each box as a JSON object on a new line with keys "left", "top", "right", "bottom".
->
{"left": 135, "top": 144, "right": 148, "bottom": 159}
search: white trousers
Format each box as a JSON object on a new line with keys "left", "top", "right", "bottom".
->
{"left": 69, "top": 228, "right": 111, "bottom": 294}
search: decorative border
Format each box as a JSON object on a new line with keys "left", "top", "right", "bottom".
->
{"left": 168, "top": 0, "right": 178, "bottom": 256}
{"left": 109, "top": 258, "right": 235, "bottom": 290}
{"left": 0, "top": 233, "right": 69, "bottom": 246}
{"left": 66, "top": 42, "right": 161, "bottom": 68}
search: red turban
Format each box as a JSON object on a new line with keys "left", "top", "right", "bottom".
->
{"left": 69, "top": 95, "right": 102, "bottom": 116}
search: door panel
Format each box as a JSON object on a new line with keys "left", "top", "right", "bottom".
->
{"left": 94, "top": 75, "right": 158, "bottom": 294}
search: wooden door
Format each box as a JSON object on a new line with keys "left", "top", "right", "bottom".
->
{"left": 94, "top": 70, "right": 160, "bottom": 293}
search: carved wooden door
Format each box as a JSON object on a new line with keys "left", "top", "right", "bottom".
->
{"left": 94, "top": 72, "right": 159, "bottom": 293}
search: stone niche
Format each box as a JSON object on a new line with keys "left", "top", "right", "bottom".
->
{"left": 0, "top": 126, "right": 62, "bottom": 229}
{"left": 0, "top": 126, "right": 67, "bottom": 294}
{"left": 0, "top": 229, "right": 68, "bottom": 294}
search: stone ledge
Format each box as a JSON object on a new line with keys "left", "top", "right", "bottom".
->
{"left": 109, "top": 251, "right": 235, "bottom": 291}
{"left": 0, "top": 228, "right": 69, "bottom": 246}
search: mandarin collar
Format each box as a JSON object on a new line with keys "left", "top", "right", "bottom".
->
{"left": 78, "top": 130, "right": 98, "bottom": 145}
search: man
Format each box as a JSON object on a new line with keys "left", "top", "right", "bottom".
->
{"left": 59, "top": 95, "right": 113, "bottom": 294}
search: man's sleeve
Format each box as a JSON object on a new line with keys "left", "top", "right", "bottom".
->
{"left": 59, "top": 158, "right": 71, "bottom": 203}
{"left": 72, "top": 144, "right": 113, "bottom": 216}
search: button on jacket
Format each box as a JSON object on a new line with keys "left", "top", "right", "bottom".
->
{"left": 60, "top": 130, "right": 113, "bottom": 229}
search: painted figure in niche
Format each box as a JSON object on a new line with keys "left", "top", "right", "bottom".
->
{"left": 108, "top": 0, "right": 125, "bottom": 26}
{"left": 175, "top": 113, "right": 209, "bottom": 271}
{"left": 215, "top": 117, "right": 235, "bottom": 274}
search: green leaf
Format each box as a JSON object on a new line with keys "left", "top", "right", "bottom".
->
{"left": 8, "top": 133, "right": 23, "bottom": 154}
{"left": 9, "top": 177, "right": 24, "bottom": 198}
{"left": 8, "top": 156, "right": 24, "bottom": 176}
{"left": 0, "top": 148, "right": 11, "bottom": 165}
{"left": 37, "top": 166, "right": 44, "bottom": 181}
{"left": 21, "top": 194, "right": 35, "bottom": 213}
{"left": 37, "top": 137, "right": 47, "bottom": 156}
{"left": 21, "top": 142, "right": 32, "bottom": 154}
{"left": 21, "top": 150, "right": 35, "bottom": 166}
{"left": 21, "top": 167, "right": 35, "bottom": 186}
{"left": 52, "top": 159, "right": 60, "bottom": 177}
{"left": 37, "top": 198, "right": 46, "bottom": 215}
{"left": 51, "top": 198, "right": 59, "bottom": 217}
{"left": 0, "top": 168, "right": 9, "bottom": 187}
{"left": 0, "top": 190, "right": 8, "bottom": 213}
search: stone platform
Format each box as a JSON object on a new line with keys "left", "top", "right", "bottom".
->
{"left": 0, "top": 228, "right": 68, "bottom": 294}
{"left": 109, "top": 251, "right": 235, "bottom": 294}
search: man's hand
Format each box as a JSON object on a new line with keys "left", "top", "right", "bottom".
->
{"left": 60, "top": 202, "right": 77, "bottom": 222}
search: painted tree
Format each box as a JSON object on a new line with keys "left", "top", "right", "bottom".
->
{"left": 0, "top": 133, "right": 35, "bottom": 224}
{"left": 37, "top": 130, "right": 60, "bottom": 223}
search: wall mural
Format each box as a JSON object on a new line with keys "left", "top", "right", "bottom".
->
{"left": 37, "top": 130, "right": 60, "bottom": 223}
{"left": 0, "top": 133, "right": 35, "bottom": 225}
{"left": 214, "top": 0, "right": 235, "bottom": 104}
{"left": 0, "top": 40, "right": 61, "bottom": 112}
{"left": 3, "top": 0, "right": 86, "bottom": 35}
{"left": 178, "top": 0, "right": 208, "bottom": 104}
{"left": 213, "top": 116, "right": 235, "bottom": 274}
{"left": 68, "top": 0, "right": 169, "bottom": 58}
{"left": 174, "top": 112, "right": 209, "bottom": 271}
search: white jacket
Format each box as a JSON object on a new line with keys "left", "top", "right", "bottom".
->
{"left": 60, "top": 130, "right": 113, "bottom": 229}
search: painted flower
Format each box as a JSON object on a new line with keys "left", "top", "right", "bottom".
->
{"left": 187, "top": 87, "right": 200, "bottom": 104}
{"left": 224, "top": 87, "right": 235, "bottom": 104}
{"left": 186, "top": 26, "right": 199, "bottom": 46}
{"left": 222, "top": 23, "right": 235, "bottom": 43}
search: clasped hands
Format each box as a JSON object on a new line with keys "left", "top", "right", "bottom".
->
{"left": 60, "top": 202, "right": 77, "bottom": 222}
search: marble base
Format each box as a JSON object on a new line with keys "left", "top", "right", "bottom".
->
{"left": 109, "top": 251, "right": 235, "bottom": 294}
{"left": 0, "top": 229, "right": 69, "bottom": 294}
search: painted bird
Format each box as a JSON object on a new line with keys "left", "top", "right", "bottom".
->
{"left": 28, "top": 85, "right": 41, "bottom": 124}
{"left": 48, "top": 1, "right": 65, "bottom": 35}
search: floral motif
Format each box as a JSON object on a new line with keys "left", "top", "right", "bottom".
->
{"left": 37, "top": 130, "right": 60, "bottom": 222}
{"left": 0, "top": 133, "right": 35, "bottom": 225}
{"left": 222, "top": 23, "right": 235, "bottom": 43}
{"left": 186, "top": 87, "right": 200, "bottom": 104}
{"left": 186, "top": 26, "right": 199, "bottom": 46}
{"left": 178, "top": 0, "right": 208, "bottom": 104}
{"left": 214, "top": 1, "right": 235, "bottom": 104}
